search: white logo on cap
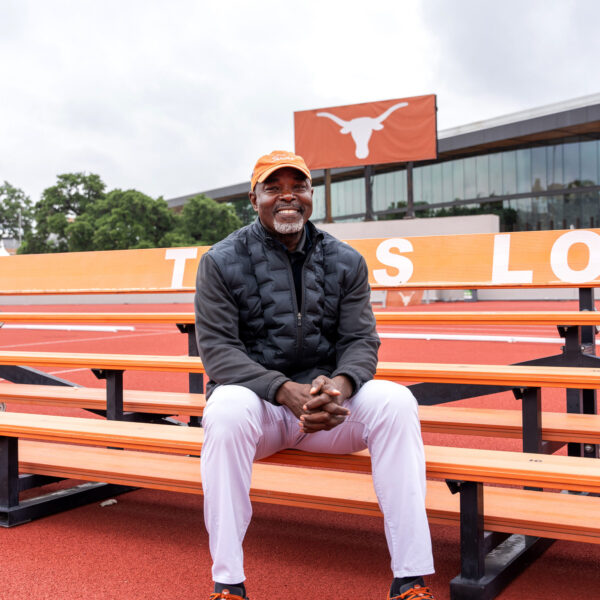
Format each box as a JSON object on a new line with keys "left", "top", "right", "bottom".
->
{"left": 267, "top": 152, "right": 295, "bottom": 162}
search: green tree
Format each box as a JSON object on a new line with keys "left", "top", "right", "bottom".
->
{"left": 20, "top": 172, "right": 106, "bottom": 253}
{"left": 19, "top": 174, "right": 243, "bottom": 254}
{"left": 0, "top": 182, "right": 33, "bottom": 243}
{"left": 229, "top": 197, "right": 256, "bottom": 226}
{"left": 80, "top": 189, "right": 177, "bottom": 250}
{"left": 173, "top": 194, "right": 242, "bottom": 245}
{"left": 377, "top": 200, "right": 432, "bottom": 220}
{"left": 433, "top": 201, "right": 518, "bottom": 232}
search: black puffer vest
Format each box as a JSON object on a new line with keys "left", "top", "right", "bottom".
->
{"left": 207, "top": 219, "right": 357, "bottom": 381}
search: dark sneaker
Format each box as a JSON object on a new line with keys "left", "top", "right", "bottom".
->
{"left": 389, "top": 577, "right": 436, "bottom": 599}
{"left": 210, "top": 585, "right": 248, "bottom": 600}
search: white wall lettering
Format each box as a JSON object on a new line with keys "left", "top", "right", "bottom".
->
{"left": 491, "top": 234, "right": 533, "bottom": 284}
{"left": 398, "top": 291, "right": 415, "bottom": 306}
{"left": 373, "top": 238, "right": 414, "bottom": 285}
{"left": 165, "top": 247, "right": 198, "bottom": 288}
{"left": 550, "top": 230, "right": 600, "bottom": 284}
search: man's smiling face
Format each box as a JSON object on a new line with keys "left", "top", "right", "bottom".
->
{"left": 249, "top": 167, "right": 313, "bottom": 249}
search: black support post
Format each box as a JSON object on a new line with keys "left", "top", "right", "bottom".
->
{"left": 92, "top": 369, "right": 124, "bottom": 420}
{"left": 364, "top": 165, "right": 374, "bottom": 221}
{"left": 515, "top": 387, "right": 544, "bottom": 492}
{"left": 405, "top": 162, "right": 414, "bottom": 219}
{"left": 448, "top": 476, "right": 554, "bottom": 600}
{"left": 0, "top": 436, "right": 19, "bottom": 508}
{"left": 514, "top": 386, "right": 564, "bottom": 456}
{"left": 177, "top": 323, "right": 203, "bottom": 427}
{"left": 106, "top": 371, "right": 124, "bottom": 420}
{"left": 459, "top": 481, "right": 485, "bottom": 581}
{"left": 324, "top": 169, "right": 333, "bottom": 223}
{"left": 565, "top": 288, "right": 598, "bottom": 458}
{"left": 579, "top": 288, "right": 596, "bottom": 347}
{"left": 519, "top": 387, "right": 543, "bottom": 454}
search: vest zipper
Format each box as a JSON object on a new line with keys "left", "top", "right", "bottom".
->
{"left": 292, "top": 233, "right": 318, "bottom": 361}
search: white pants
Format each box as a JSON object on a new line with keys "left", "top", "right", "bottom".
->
{"left": 201, "top": 379, "right": 434, "bottom": 584}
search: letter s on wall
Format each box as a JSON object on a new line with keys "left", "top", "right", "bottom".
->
{"left": 373, "top": 238, "right": 414, "bottom": 285}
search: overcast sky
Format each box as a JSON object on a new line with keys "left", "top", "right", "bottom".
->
{"left": 1, "top": 0, "right": 599, "bottom": 203}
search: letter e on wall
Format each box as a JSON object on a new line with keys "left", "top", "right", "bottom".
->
{"left": 550, "top": 230, "right": 600, "bottom": 284}
{"left": 373, "top": 238, "right": 414, "bottom": 285}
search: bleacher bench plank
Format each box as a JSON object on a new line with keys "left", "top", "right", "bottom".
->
{"left": 420, "top": 405, "right": 600, "bottom": 445}
{"left": 3, "top": 351, "right": 600, "bottom": 389}
{"left": 374, "top": 311, "right": 600, "bottom": 325}
{"left": 375, "top": 362, "right": 600, "bottom": 388}
{"left": 2, "top": 383, "right": 600, "bottom": 444}
{"left": 0, "top": 312, "right": 194, "bottom": 324}
{"left": 0, "top": 412, "right": 199, "bottom": 454}
{"left": 0, "top": 383, "right": 203, "bottom": 415}
{"left": 0, "top": 351, "right": 206, "bottom": 373}
{"left": 17, "top": 440, "right": 600, "bottom": 545}
{"left": 1, "top": 310, "right": 600, "bottom": 326}
{"left": 2, "top": 412, "right": 599, "bottom": 493}
{"left": 266, "top": 445, "right": 600, "bottom": 494}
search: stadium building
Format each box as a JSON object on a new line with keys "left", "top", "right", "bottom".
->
{"left": 167, "top": 94, "right": 600, "bottom": 233}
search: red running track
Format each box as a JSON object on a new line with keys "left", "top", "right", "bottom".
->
{"left": 0, "top": 300, "right": 598, "bottom": 599}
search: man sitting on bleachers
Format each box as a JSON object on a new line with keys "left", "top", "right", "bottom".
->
{"left": 195, "top": 150, "right": 436, "bottom": 600}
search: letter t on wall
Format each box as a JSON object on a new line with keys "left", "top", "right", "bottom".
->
{"left": 165, "top": 248, "right": 198, "bottom": 289}
{"left": 491, "top": 234, "right": 533, "bottom": 284}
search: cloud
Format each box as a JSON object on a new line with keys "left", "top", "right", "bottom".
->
{"left": 0, "top": 0, "right": 598, "bottom": 204}
{"left": 418, "top": 0, "right": 600, "bottom": 124}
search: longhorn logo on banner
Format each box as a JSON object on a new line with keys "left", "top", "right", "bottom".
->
{"left": 294, "top": 95, "right": 437, "bottom": 169}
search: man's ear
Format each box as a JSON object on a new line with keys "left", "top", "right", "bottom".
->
{"left": 248, "top": 191, "right": 258, "bottom": 212}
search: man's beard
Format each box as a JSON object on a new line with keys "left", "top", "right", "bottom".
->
{"left": 273, "top": 213, "right": 304, "bottom": 235}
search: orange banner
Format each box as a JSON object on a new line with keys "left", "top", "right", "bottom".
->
{"left": 0, "top": 229, "right": 599, "bottom": 295}
{"left": 353, "top": 229, "right": 600, "bottom": 289}
{"left": 294, "top": 95, "right": 437, "bottom": 170}
{"left": 0, "top": 247, "right": 209, "bottom": 295}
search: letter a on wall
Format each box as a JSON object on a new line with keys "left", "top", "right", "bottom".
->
{"left": 294, "top": 95, "right": 437, "bottom": 170}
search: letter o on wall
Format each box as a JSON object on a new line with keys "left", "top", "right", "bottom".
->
{"left": 373, "top": 238, "right": 414, "bottom": 285}
{"left": 550, "top": 230, "right": 600, "bottom": 284}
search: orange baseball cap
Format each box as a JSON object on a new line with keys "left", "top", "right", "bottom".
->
{"left": 250, "top": 150, "right": 312, "bottom": 190}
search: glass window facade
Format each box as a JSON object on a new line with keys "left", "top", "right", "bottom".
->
{"left": 372, "top": 169, "right": 406, "bottom": 212}
{"left": 308, "top": 139, "right": 600, "bottom": 232}
{"left": 230, "top": 138, "right": 600, "bottom": 231}
{"left": 311, "top": 185, "right": 326, "bottom": 221}
{"left": 506, "top": 191, "right": 600, "bottom": 231}
{"left": 581, "top": 140, "right": 598, "bottom": 185}
{"left": 548, "top": 144, "right": 564, "bottom": 188}
{"left": 332, "top": 178, "right": 365, "bottom": 218}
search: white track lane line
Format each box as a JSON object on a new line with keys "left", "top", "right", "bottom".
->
{"left": 2, "top": 324, "right": 135, "bottom": 332}
{"left": 0, "top": 330, "right": 176, "bottom": 350}
{"left": 378, "top": 332, "right": 563, "bottom": 344}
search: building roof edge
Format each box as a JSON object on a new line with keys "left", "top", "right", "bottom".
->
{"left": 438, "top": 93, "right": 600, "bottom": 139}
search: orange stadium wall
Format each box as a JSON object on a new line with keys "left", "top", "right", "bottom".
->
{"left": 1, "top": 226, "right": 599, "bottom": 304}
{"left": 318, "top": 214, "right": 499, "bottom": 303}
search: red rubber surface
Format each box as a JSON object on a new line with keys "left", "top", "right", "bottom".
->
{"left": 0, "top": 300, "right": 598, "bottom": 599}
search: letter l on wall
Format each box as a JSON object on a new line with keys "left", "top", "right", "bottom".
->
{"left": 491, "top": 234, "right": 533, "bottom": 284}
